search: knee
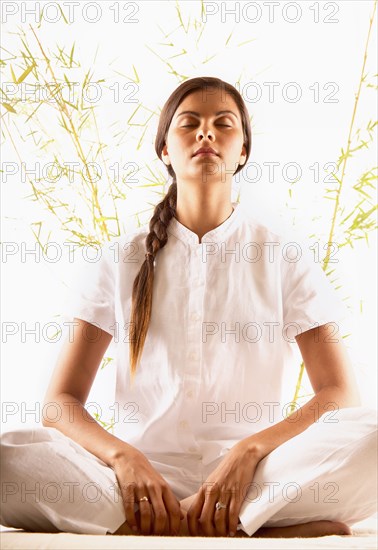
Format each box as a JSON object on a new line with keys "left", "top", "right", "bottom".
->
{"left": 1, "top": 429, "right": 35, "bottom": 488}
{"left": 354, "top": 407, "right": 378, "bottom": 455}
{"left": 358, "top": 406, "right": 378, "bottom": 428}
{"left": 362, "top": 423, "right": 378, "bottom": 466}
{"left": 340, "top": 406, "right": 377, "bottom": 428}
{"left": 346, "top": 416, "right": 378, "bottom": 484}
{"left": 0, "top": 427, "right": 56, "bottom": 484}
{"left": 0, "top": 428, "right": 59, "bottom": 531}
{"left": 1, "top": 430, "right": 30, "bottom": 528}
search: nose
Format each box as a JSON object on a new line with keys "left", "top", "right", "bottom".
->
{"left": 196, "top": 126, "right": 215, "bottom": 142}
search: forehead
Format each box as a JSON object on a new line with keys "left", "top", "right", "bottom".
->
{"left": 173, "top": 88, "right": 240, "bottom": 119}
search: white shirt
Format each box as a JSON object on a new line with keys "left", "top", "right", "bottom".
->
{"left": 65, "top": 201, "right": 347, "bottom": 467}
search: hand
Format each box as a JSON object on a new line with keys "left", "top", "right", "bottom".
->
{"left": 113, "top": 448, "right": 184, "bottom": 536}
{"left": 187, "top": 440, "right": 261, "bottom": 537}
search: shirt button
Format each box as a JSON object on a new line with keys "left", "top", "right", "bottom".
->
{"left": 179, "top": 420, "right": 188, "bottom": 429}
{"left": 188, "top": 446, "right": 197, "bottom": 453}
{"left": 191, "top": 312, "right": 201, "bottom": 321}
{"left": 189, "top": 352, "right": 198, "bottom": 361}
{"left": 186, "top": 390, "right": 194, "bottom": 399}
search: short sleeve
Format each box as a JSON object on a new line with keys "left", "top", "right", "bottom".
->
{"left": 281, "top": 239, "right": 348, "bottom": 336}
{"left": 63, "top": 242, "right": 116, "bottom": 337}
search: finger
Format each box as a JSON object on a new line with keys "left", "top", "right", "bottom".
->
{"left": 228, "top": 497, "right": 241, "bottom": 537}
{"left": 187, "top": 490, "right": 205, "bottom": 536}
{"left": 149, "top": 491, "right": 168, "bottom": 536}
{"left": 119, "top": 481, "right": 138, "bottom": 533}
{"left": 214, "top": 485, "right": 237, "bottom": 537}
{"left": 199, "top": 499, "right": 217, "bottom": 537}
{"left": 162, "top": 490, "right": 182, "bottom": 536}
{"left": 136, "top": 490, "right": 153, "bottom": 536}
{"left": 213, "top": 497, "right": 229, "bottom": 537}
{"left": 198, "top": 487, "right": 218, "bottom": 537}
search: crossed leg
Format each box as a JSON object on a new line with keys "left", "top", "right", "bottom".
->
{"left": 2, "top": 406, "right": 375, "bottom": 538}
{"left": 114, "top": 406, "right": 378, "bottom": 538}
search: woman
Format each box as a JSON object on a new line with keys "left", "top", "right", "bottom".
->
{"left": 1, "top": 76, "right": 376, "bottom": 538}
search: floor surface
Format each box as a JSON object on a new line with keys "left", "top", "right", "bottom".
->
{"left": 1, "top": 516, "right": 377, "bottom": 549}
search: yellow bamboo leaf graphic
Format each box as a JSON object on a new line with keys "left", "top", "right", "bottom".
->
{"left": 16, "top": 63, "right": 36, "bottom": 84}
{"left": 1, "top": 102, "right": 17, "bottom": 113}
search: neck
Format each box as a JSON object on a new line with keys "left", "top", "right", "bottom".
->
{"left": 174, "top": 192, "right": 234, "bottom": 244}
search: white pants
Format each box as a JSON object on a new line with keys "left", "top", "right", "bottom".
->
{"left": 1, "top": 406, "right": 377, "bottom": 536}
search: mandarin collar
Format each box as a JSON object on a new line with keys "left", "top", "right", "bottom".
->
{"left": 167, "top": 201, "right": 243, "bottom": 245}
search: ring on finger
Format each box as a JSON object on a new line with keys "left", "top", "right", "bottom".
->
{"left": 134, "top": 494, "right": 151, "bottom": 513}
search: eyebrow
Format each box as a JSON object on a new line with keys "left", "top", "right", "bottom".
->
{"left": 176, "top": 110, "right": 239, "bottom": 120}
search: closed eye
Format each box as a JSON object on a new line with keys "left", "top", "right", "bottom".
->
{"left": 182, "top": 124, "right": 231, "bottom": 128}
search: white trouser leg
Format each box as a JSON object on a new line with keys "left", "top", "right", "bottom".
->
{"left": 0, "top": 427, "right": 126, "bottom": 535}
{"left": 0, "top": 426, "right": 209, "bottom": 535}
{"left": 235, "top": 406, "right": 377, "bottom": 536}
{"left": 2, "top": 406, "right": 376, "bottom": 536}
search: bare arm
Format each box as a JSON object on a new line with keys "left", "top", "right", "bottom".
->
{"left": 42, "top": 318, "right": 184, "bottom": 535}
{"left": 42, "top": 318, "right": 135, "bottom": 468}
{"left": 244, "top": 323, "right": 361, "bottom": 460}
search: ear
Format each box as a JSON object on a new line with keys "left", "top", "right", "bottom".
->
{"left": 162, "top": 143, "right": 171, "bottom": 165}
{"left": 239, "top": 144, "right": 247, "bottom": 166}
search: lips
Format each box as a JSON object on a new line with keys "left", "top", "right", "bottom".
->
{"left": 193, "top": 147, "right": 218, "bottom": 156}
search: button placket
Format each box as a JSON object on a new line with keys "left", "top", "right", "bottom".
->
{"left": 186, "top": 245, "right": 206, "bottom": 372}
{"left": 177, "top": 244, "right": 206, "bottom": 454}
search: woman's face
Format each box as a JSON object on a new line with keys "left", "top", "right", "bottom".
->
{"left": 162, "top": 87, "right": 247, "bottom": 186}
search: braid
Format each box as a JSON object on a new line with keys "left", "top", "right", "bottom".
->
{"left": 144, "top": 183, "right": 177, "bottom": 260}
{"left": 129, "top": 181, "right": 177, "bottom": 384}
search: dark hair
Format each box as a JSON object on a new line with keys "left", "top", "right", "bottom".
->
{"left": 128, "top": 76, "right": 252, "bottom": 384}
